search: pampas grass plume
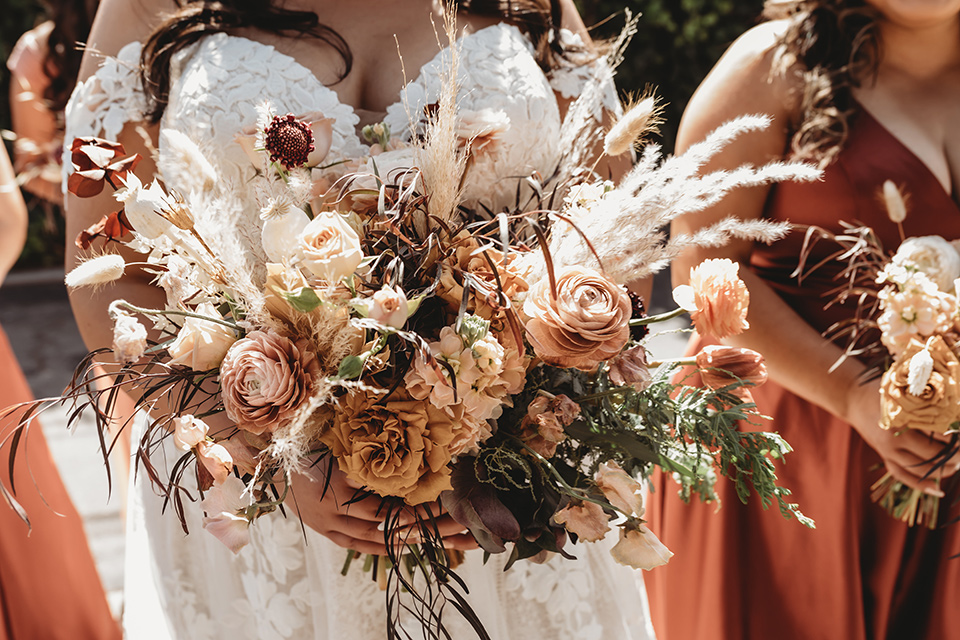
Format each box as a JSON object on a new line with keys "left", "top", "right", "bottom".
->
{"left": 65, "top": 254, "right": 126, "bottom": 290}
{"left": 883, "top": 180, "right": 907, "bottom": 223}
{"left": 604, "top": 96, "right": 658, "bottom": 157}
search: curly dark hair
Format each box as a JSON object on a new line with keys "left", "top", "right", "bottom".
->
{"left": 141, "top": 0, "right": 574, "bottom": 123}
{"left": 41, "top": 0, "right": 99, "bottom": 115}
{"left": 763, "top": 0, "right": 882, "bottom": 166}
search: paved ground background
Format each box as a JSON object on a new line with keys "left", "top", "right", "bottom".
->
{"left": 0, "top": 268, "right": 689, "bottom": 623}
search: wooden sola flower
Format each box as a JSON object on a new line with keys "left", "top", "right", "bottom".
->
{"left": 67, "top": 137, "right": 140, "bottom": 197}
{"left": 264, "top": 113, "right": 315, "bottom": 170}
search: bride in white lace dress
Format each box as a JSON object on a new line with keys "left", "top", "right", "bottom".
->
{"left": 65, "top": 1, "right": 656, "bottom": 638}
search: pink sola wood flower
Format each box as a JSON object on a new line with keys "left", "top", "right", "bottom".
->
{"left": 200, "top": 476, "right": 252, "bottom": 554}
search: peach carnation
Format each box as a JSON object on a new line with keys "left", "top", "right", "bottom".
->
{"left": 220, "top": 330, "right": 320, "bottom": 435}
{"left": 675, "top": 258, "right": 750, "bottom": 339}
{"left": 523, "top": 266, "right": 631, "bottom": 371}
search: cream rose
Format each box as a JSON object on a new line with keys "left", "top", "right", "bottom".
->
{"left": 167, "top": 303, "right": 239, "bottom": 372}
{"left": 297, "top": 211, "right": 364, "bottom": 283}
{"left": 880, "top": 336, "right": 960, "bottom": 434}
{"left": 523, "top": 266, "right": 631, "bottom": 371}
{"left": 219, "top": 330, "right": 321, "bottom": 435}
{"left": 367, "top": 285, "right": 410, "bottom": 328}
{"left": 197, "top": 441, "right": 233, "bottom": 486}
{"left": 892, "top": 236, "right": 960, "bottom": 292}
{"left": 172, "top": 414, "right": 209, "bottom": 451}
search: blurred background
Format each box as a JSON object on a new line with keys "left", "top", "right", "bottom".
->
{"left": 0, "top": 0, "right": 765, "bottom": 619}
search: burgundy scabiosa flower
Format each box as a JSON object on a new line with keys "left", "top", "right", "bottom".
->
{"left": 264, "top": 114, "right": 315, "bottom": 169}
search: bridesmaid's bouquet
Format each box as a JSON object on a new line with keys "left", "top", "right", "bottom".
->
{"left": 6, "top": 22, "right": 818, "bottom": 636}
{"left": 799, "top": 181, "right": 960, "bottom": 528}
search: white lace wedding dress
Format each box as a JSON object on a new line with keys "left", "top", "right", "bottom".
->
{"left": 66, "top": 23, "right": 656, "bottom": 640}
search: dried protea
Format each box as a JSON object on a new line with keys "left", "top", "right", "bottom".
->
{"left": 264, "top": 114, "right": 315, "bottom": 170}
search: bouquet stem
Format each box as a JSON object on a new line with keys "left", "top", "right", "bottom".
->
{"left": 870, "top": 472, "right": 940, "bottom": 529}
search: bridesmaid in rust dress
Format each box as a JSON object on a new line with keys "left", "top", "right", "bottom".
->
{"left": 0, "top": 145, "right": 120, "bottom": 638}
{"left": 647, "top": 1, "right": 960, "bottom": 639}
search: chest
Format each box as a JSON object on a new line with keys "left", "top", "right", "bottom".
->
{"left": 854, "top": 77, "right": 960, "bottom": 201}
{"left": 235, "top": 5, "right": 501, "bottom": 116}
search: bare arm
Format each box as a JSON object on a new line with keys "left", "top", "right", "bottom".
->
{"left": 8, "top": 25, "right": 64, "bottom": 206}
{"left": 672, "top": 22, "right": 953, "bottom": 493}
{"left": 0, "top": 146, "right": 28, "bottom": 285}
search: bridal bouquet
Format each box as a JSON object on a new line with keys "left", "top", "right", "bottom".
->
{"left": 798, "top": 181, "right": 960, "bottom": 528}
{"left": 6, "top": 20, "right": 818, "bottom": 637}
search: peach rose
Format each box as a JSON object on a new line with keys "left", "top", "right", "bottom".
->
{"left": 167, "top": 303, "right": 239, "bottom": 372}
{"left": 523, "top": 266, "right": 631, "bottom": 371}
{"left": 321, "top": 391, "right": 457, "bottom": 505}
{"left": 297, "top": 211, "right": 364, "bottom": 283}
{"left": 220, "top": 330, "right": 321, "bottom": 435}
{"left": 367, "top": 285, "right": 410, "bottom": 329}
{"left": 595, "top": 461, "right": 642, "bottom": 516}
{"left": 880, "top": 336, "right": 960, "bottom": 434}
{"left": 695, "top": 345, "right": 767, "bottom": 401}
{"left": 553, "top": 500, "right": 610, "bottom": 542}
{"left": 610, "top": 523, "right": 673, "bottom": 570}
{"left": 674, "top": 258, "right": 750, "bottom": 339}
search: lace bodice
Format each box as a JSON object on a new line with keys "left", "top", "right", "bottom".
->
{"left": 66, "top": 23, "right": 652, "bottom": 640}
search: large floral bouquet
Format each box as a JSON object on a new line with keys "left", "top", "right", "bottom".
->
{"left": 799, "top": 180, "right": 960, "bottom": 528}
{"left": 8, "top": 20, "right": 817, "bottom": 637}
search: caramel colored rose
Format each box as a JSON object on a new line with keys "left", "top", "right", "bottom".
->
{"left": 523, "top": 266, "right": 631, "bottom": 371}
{"left": 220, "top": 330, "right": 321, "bottom": 435}
{"left": 322, "top": 391, "right": 458, "bottom": 505}
{"left": 880, "top": 336, "right": 960, "bottom": 434}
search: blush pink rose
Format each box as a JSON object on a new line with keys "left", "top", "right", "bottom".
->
{"left": 523, "top": 266, "right": 631, "bottom": 371}
{"left": 220, "top": 330, "right": 321, "bottom": 435}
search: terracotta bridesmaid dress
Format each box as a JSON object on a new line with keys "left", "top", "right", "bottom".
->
{"left": 646, "top": 108, "right": 960, "bottom": 640}
{"left": 0, "top": 326, "right": 120, "bottom": 639}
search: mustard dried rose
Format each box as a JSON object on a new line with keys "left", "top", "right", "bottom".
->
{"left": 880, "top": 336, "right": 960, "bottom": 434}
{"left": 523, "top": 266, "right": 631, "bottom": 371}
{"left": 322, "top": 391, "right": 458, "bottom": 505}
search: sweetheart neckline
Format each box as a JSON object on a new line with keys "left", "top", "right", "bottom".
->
{"left": 200, "top": 23, "right": 529, "bottom": 127}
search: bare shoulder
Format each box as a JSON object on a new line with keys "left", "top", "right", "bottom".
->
{"left": 78, "top": 0, "right": 179, "bottom": 80}
{"left": 558, "top": 0, "right": 591, "bottom": 41}
{"left": 677, "top": 20, "right": 803, "bottom": 154}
